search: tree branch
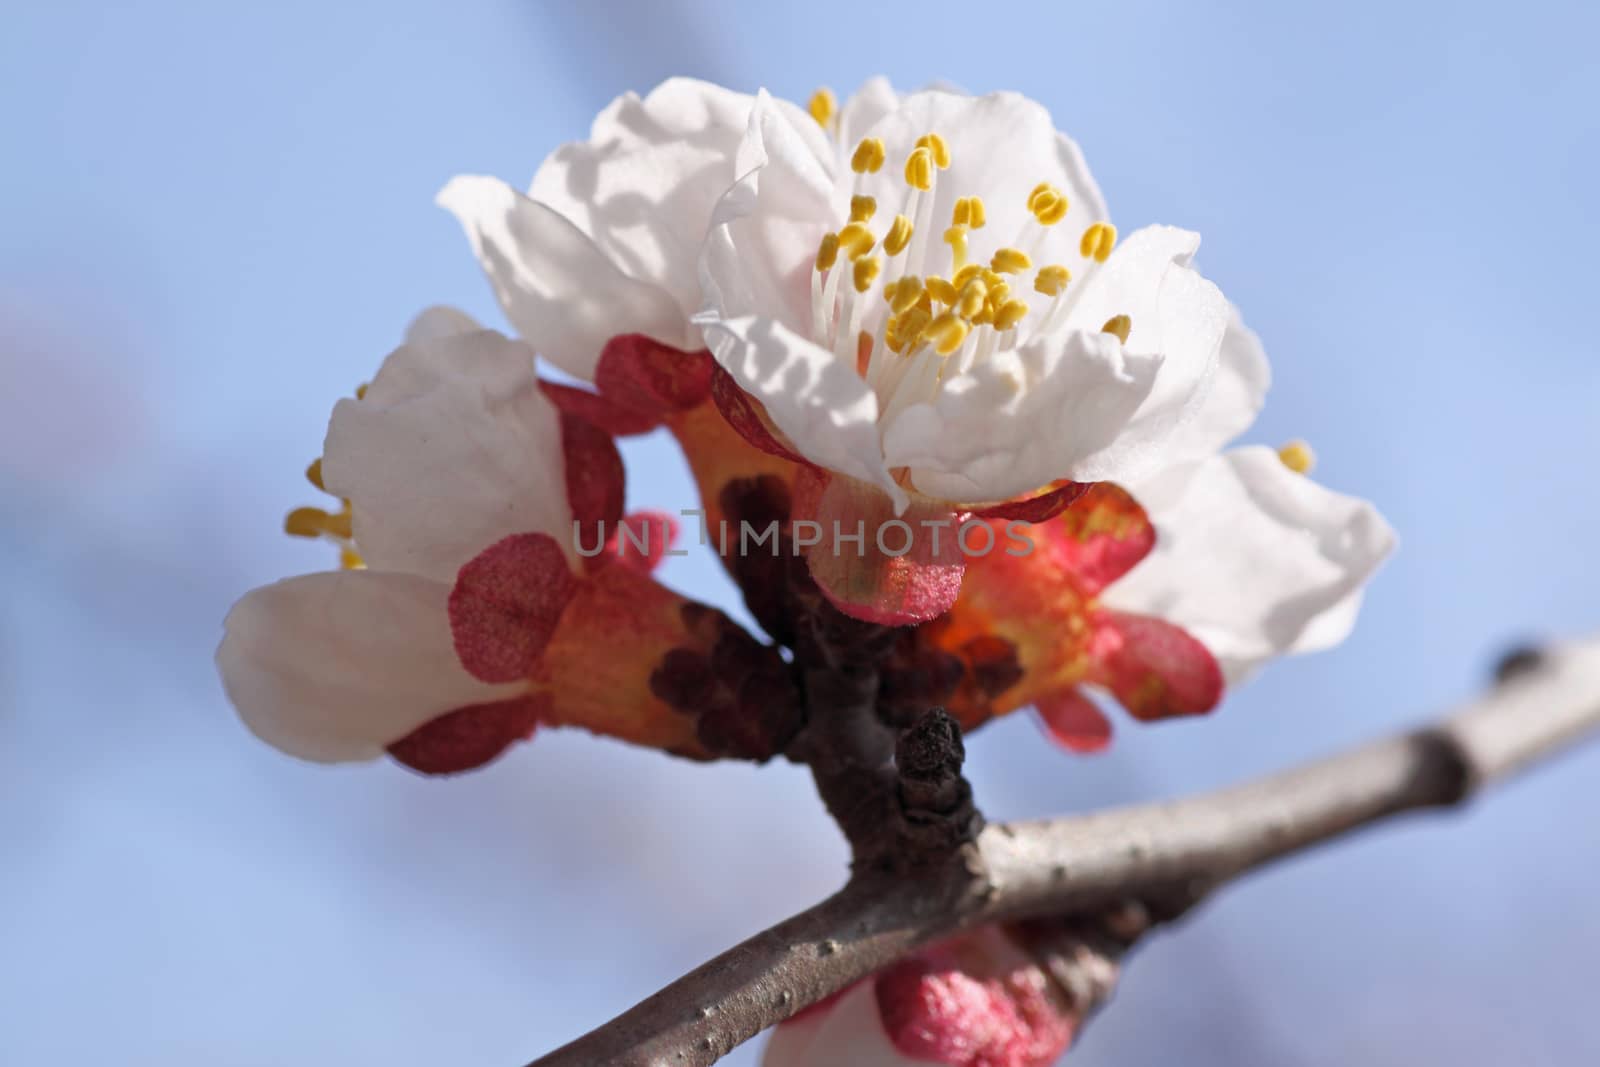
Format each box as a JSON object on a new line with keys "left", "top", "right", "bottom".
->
{"left": 527, "top": 635, "right": 1600, "bottom": 1067}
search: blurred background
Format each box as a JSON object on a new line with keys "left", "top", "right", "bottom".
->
{"left": 4, "top": 1, "right": 1598, "bottom": 1063}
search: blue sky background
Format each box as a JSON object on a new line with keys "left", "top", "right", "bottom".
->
{"left": 3, "top": 1, "right": 1599, "bottom": 1063}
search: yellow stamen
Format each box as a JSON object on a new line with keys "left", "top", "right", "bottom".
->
{"left": 888, "top": 307, "right": 932, "bottom": 353}
{"left": 993, "top": 300, "right": 1031, "bottom": 331}
{"left": 905, "top": 147, "right": 934, "bottom": 191}
{"left": 1034, "top": 264, "right": 1071, "bottom": 297}
{"left": 884, "top": 214, "right": 913, "bottom": 255}
{"left": 925, "top": 275, "right": 958, "bottom": 306}
{"left": 852, "top": 256, "right": 882, "bottom": 293}
{"left": 1027, "top": 183, "right": 1055, "bottom": 212}
{"left": 943, "top": 224, "right": 969, "bottom": 271}
{"left": 837, "top": 222, "right": 876, "bottom": 259}
{"left": 851, "top": 137, "right": 886, "bottom": 174}
{"left": 885, "top": 277, "right": 925, "bottom": 314}
{"left": 284, "top": 506, "right": 331, "bottom": 539}
{"left": 1101, "top": 314, "right": 1132, "bottom": 343}
{"left": 914, "top": 132, "right": 951, "bottom": 168}
{"left": 815, "top": 232, "right": 841, "bottom": 272}
{"left": 849, "top": 195, "right": 877, "bottom": 223}
{"left": 951, "top": 263, "right": 986, "bottom": 290}
{"left": 990, "top": 247, "right": 1032, "bottom": 274}
{"left": 952, "top": 196, "right": 987, "bottom": 229}
{"left": 305, "top": 458, "right": 325, "bottom": 490}
{"left": 1080, "top": 222, "right": 1117, "bottom": 262}
{"left": 923, "top": 312, "right": 969, "bottom": 355}
{"left": 355, "top": 383, "right": 369, "bottom": 400}
{"left": 957, "top": 280, "right": 988, "bottom": 319}
{"left": 807, "top": 88, "right": 837, "bottom": 129}
{"left": 1030, "top": 188, "right": 1068, "bottom": 225}
{"left": 1278, "top": 440, "right": 1317, "bottom": 474}
{"left": 340, "top": 547, "right": 365, "bottom": 570}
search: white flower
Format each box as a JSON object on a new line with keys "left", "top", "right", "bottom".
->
{"left": 696, "top": 82, "right": 1231, "bottom": 513}
{"left": 1102, "top": 309, "right": 1396, "bottom": 683}
{"left": 217, "top": 312, "right": 569, "bottom": 766}
{"left": 438, "top": 79, "right": 815, "bottom": 380}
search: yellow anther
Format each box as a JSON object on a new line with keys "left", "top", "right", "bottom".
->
{"left": 815, "top": 232, "right": 841, "bottom": 272}
{"left": 1030, "top": 187, "right": 1068, "bottom": 225}
{"left": 849, "top": 195, "right": 877, "bottom": 223}
{"left": 914, "top": 132, "right": 951, "bottom": 168}
{"left": 355, "top": 383, "right": 369, "bottom": 400}
{"left": 986, "top": 279, "right": 1012, "bottom": 306}
{"left": 1034, "top": 264, "right": 1072, "bottom": 297}
{"left": 990, "top": 247, "right": 1032, "bottom": 274}
{"left": 340, "top": 547, "right": 365, "bottom": 570}
{"left": 993, "top": 300, "right": 1031, "bottom": 331}
{"left": 943, "top": 224, "right": 969, "bottom": 271}
{"left": 924, "top": 312, "right": 970, "bottom": 356}
{"left": 905, "top": 147, "right": 934, "bottom": 191}
{"left": 952, "top": 196, "right": 987, "bottom": 229}
{"left": 837, "top": 222, "right": 876, "bottom": 259}
{"left": 808, "top": 87, "right": 837, "bottom": 129}
{"left": 851, "top": 137, "right": 886, "bottom": 174}
{"left": 1101, "top": 314, "right": 1132, "bottom": 343}
{"left": 852, "top": 255, "right": 882, "bottom": 293}
{"left": 1080, "top": 222, "right": 1117, "bottom": 262}
{"left": 952, "top": 263, "right": 986, "bottom": 290}
{"left": 323, "top": 511, "right": 353, "bottom": 539}
{"left": 284, "top": 506, "right": 330, "bottom": 539}
{"left": 885, "top": 277, "right": 925, "bottom": 314}
{"left": 884, "top": 214, "right": 913, "bottom": 255}
{"left": 1277, "top": 440, "right": 1317, "bottom": 475}
{"left": 888, "top": 307, "right": 932, "bottom": 352}
{"left": 925, "top": 275, "right": 958, "bottom": 306}
{"left": 957, "top": 280, "right": 988, "bottom": 319}
{"left": 305, "top": 458, "right": 325, "bottom": 490}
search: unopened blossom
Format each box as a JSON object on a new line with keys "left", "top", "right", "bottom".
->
{"left": 695, "top": 82, "right": 1242, "bottom": 622}
{"left": 216, "top": 310, "right": 800, "bottom": 774}
{"left": 886, "top": 310, "right": 1396, "bottom": 750}
{"left": 765, "top": 925, "right": 1079, "bottom": 1067}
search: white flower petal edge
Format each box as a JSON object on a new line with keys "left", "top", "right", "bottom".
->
{"left": 762, "top": 984, "right": 910, "bottom": 1067}
{"left": 1159, "top": 303, "right": 1271, "bottom": 460}
{"left": 441, "top": 79, "right": 826, "bottom": 380}
{"left": 217, "top": 571, "right": 518, "bottom": 762}
{"left": 438, "top": 175, "right": 688, "bottom": 380}
{"left": 1055, "top": 225, "right": 1231, "bottom": 482}
{"left": 321, "top": 328, "right": 571, "bottom": 585}
{"left": 880, "top": 329, "right": 1159, "bottom": 504}
{"left": 1103, "top": 446, "right": 1397, "bottom": 683}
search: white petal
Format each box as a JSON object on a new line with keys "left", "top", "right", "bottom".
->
{"left": 699, "top": 314, "right": 903, "bottom": 509}
{"left": 1157, "top": 303, "right": 1271, "bottom": 459}
{"left": 762, "top": 984, "right": 913, "bottom": 1067}
{"left": 836, "top": 76, "right": 900, "bottom": 149}
{"left": 1058, "top": 225, "right": 1231, "bottom": 482}
{"left": 1104, "top": 447, "right": 1396, "bottom": 683}
{"left": 321, "top": 329, "right": 571, "bottom": 583}
{"left": 848, "top": 90, "right": 1109, "bottom": 272}
{"left": 882, "top": 329, "right": 1159, "bottom": 504}
{"left": 437, "top": 175, "right": 687, "bottom": 380}
{"left": 699, "top": 89, "right": 837, "bottom": 335}
{"left": 404, "top": 305, "right": 481, "bottom": 343}
{"left": 217, "top": 571, "right": 516, "bottom": 762}
{"left": 526, "top": 78, "right": 769, "bottom": 321}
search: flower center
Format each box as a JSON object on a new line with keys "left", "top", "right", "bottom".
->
{"left": 806, "top": 112, "right": 1130, "bottom": 428}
